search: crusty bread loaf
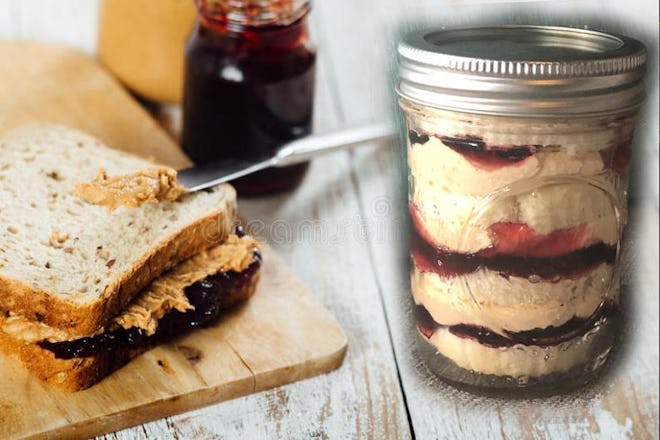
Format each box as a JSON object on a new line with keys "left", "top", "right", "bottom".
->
{"left": 0, "top": 236, "right": 261, "bottom": 392}
{"left": 0, "top": 124, "right": 237, "bottom": 335}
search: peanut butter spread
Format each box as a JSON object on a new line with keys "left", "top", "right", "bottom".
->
{"left": 0, "top": 234, "right": 258, "bottom": 342}
{"left": 74, "top": 167, "right": 186, "bottom": 211}
{"left": 111, "top": 234, "right": 257, "bottom": 333}
{"left": 0, "top": 313, "right": 94, "bottom": 344}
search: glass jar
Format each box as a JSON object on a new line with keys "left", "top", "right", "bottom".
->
{"left": 397, "top": 26, "right": 646, "bottom": 393}
{"left": 181, "top": 0, "right": 316, "bottom": 196}
{"left": 98, "top": 0, "right": 197, "bottom": 103}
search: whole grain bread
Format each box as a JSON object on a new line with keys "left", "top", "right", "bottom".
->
{"left": 0, "top": 330, "right": 146, "bottom": 392}
{"left": 0, "top": 124, "right": 237, "bottom": 335}
{"left": 0, "top": 277, "right": 259, "bottom": 392}
{"left": 0, "top": 236, "right": 261, "bottom": 392}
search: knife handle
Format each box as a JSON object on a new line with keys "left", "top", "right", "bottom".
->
{"left": 274, "top": 122, "right": 398, "bottom": 167}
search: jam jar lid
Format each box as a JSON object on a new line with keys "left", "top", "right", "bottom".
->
{"left": 397, "top": 25, "right": 647, "bottom": 117}
{"left": 197, "top": 0, "right": 310, "bottom": 27}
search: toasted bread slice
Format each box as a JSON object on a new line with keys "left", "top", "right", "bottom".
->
{"left": 0, "top": 124, "right": 237, "bottom": 336}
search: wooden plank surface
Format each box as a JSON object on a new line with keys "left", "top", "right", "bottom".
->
{"left": 0, "top": 40, "right": 190, "bottom": 167}
{"left": 1, "top": 0, "right": 658, "bottom": 438}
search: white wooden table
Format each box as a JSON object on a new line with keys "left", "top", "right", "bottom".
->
{"left": 1, "top": 1, "right": 658, "bottom": 438}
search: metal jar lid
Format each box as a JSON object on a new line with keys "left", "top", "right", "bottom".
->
{"left": 397, "top": 25, "right": 647, "bottom": 117}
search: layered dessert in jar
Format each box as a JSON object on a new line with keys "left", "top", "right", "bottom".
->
{"left": 397, "top": 26, "right": 647, "bottom": 392}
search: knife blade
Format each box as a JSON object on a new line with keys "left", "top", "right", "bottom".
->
{"left": 176, "top": 122, "right": 397, "bottom": 192}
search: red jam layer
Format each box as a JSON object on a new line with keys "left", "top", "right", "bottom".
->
{"left": 409, "top": 202, "right": 595, "bottom": 259}
{"left": 439, "top": 135, "right": 535, "bottom": 170}
{"left": 600, "top": 140, "right": 632, "bottom": 174}
{"left": 39, "top": 252, "right": 261, "bottom": 359}
{"left": 481, "top": 222, "right": 590, "bottom": 258}
{"left": 411, "top": 222, "right": 616, "bottom": 280}
{"left": 414, "top": 303, "right": 616, "bottom": 349}
{"left": 408, "top": 130, "right": 429, "bottom": 145}
{"left": 408, "top": 129, "right": 632, "bottom": 174}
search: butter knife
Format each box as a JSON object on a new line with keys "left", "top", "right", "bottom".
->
{"left": 177, "top": 122, "right": 397, "bottom": 192}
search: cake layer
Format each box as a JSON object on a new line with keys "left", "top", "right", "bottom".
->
{"left": 406, "top": 108, "right": 635, "bottom": 160}
{"left": 415, "top": 303, "right": 613, "bottom": 348}
{"left": 408, "top": 132, "right": 610, "bottom": 196}
{"left": 411, "top": 223, "right": 616, "bottom": 280}
{"left": 411, "top": 262, "right": 616, "bottom": 333}
{"left": 409, "top": 179, "right": 620, "bottom": 254}
{"left": 415, "top": 304, "right": 616, "bottom": 377}
{"left": 419, "top": 326, "right": 598, "bottom": 377}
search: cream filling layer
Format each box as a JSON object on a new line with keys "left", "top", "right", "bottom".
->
{"left": 411, "top": 263, "right": 617, "bottom": 334}
{"left": 405, "top": 105, "right": 633, "bottom": 154}
{"left": 408, "top": 137, "right": 607, "bottom": 196}
{"left": 428, "top": 327, "right": 594, "bottom": 377}
{"left": 410, "top": 183, "right": 620, "bottom": 254}
{"left": 421, "top": 324, "right": 610, "bottom": 377}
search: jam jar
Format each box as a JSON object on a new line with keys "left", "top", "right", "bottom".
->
{"left": 182, "top": 0, "right": 315, "bottom": 196}
{"left": 397, "top": 26, "right": 646, "bottom": 393}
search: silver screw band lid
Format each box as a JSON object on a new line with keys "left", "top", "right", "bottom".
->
{"left": 397, "top": 25, "right": 647, "bottom": 117}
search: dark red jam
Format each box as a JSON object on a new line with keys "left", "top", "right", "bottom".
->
{"left": 181, "top": 9, "right": 315, "bottom": 196}
{"left": 414, "top": 303, "right": 616, "bottom": 348}
{"left": 408, "top": 129, "right": 429, "bottom": 145}
{"left": 411, "top": 225, "right": 616, "bottom": 280}
{"left": 408, "top": 129, "right": 632, "bottom": 174}
{"left": 409, "top": 203, "right": 616, "bottom": 280}
{"left": 481, "top": 222, "right": 589, "bottom": 259}
{"left": 39, "top": 253, "right": 261, "bottom": 359}
{"left": 600, "top": 140, "right": 633, "bottom": 174}
{"left": 439, "top": 135, "right": 536, "bottom": 170}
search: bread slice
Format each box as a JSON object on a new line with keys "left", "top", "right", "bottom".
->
{"left": 0, "top": 124, "right": 237, "bottom": 336}
{"left": 0, "top": 234, "right": 261, "bottom": 392}
{"left": 0, "top": 334, "right": 144, "bottom": 392}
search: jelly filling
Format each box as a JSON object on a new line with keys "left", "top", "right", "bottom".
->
{"left": 409, "top": 203, "right": 616, "bottom": 280}
{"left": 482, "top": 222, "right": 590, "bottom": 259}
{"left": 411, "top": 225, "right": 615, "bottom": 280}
{"left": 409, "top": 128, "right": 633, "bottom": 175}
{"left": 407, "top": 129, "right": 536, "bottom": 169}
{"left": 439, "top": 136, "right": 536, "bottom": 170}
{"left": 410, "top": 202, "right": 596, "bottom": 259}
{"left": 39, "top": 253, "right": 261, "bottom": 359}
{"left": 408, "top": 129, "right": 429, "bottom": 145}
{"left": 600, "top": 140, "right": 633, "bottom": 174}
{"left": 414, "top": 303, "right": 616, "bottom": 348}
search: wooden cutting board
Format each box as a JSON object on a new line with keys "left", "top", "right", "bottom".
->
{"left": 0, "top": 40, "right": 190, "bottom": 168}
{"left": 0, "top": 41, "right": 347, "bottom": 440}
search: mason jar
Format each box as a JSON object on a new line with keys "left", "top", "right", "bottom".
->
{"left": 397, "top": 26, "right": 646, "bottom": 393}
